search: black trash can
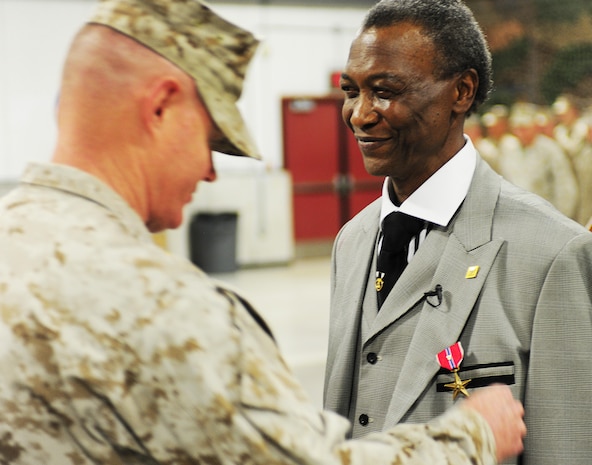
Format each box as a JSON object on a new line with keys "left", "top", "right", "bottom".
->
{"left": 189, "top": 212, "right": 238, "bottom": 273}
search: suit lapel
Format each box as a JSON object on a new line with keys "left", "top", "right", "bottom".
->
{"left": 385, "top": 230, "right": 504, "bottom": 422}
{"left": 375, "top": 159, "right": 505, "bottom": 423}
{"left": 324, "top": 202, "right": 379, "bottom": 414}
{"left": 368, "top": 226, "right": 444, "bottom": 340}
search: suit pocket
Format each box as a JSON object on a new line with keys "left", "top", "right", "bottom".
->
{"left": 436, "top": 361, "right": 515, "bottom": 393}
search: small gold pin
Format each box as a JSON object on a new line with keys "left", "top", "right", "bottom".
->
{"left": 375, "top": 272, "right": 385, "bottom": 291}
{"left": 465, "top": 265, "right": 480, "bottom": 279}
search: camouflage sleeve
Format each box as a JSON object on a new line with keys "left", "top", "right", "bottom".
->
{"left": 0, "top": 243, "right": 495, "bottom": 465}
{"left": 336, "top": 408, "right": 496, "bottom": 465}
{"left": 231, "top": 290, "right": 498, "bottom": 465}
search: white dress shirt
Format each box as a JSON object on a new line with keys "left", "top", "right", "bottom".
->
{"left": 378, "top": 136, "right": 477, "bottom": 261}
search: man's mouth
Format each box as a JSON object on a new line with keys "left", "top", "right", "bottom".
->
{"left": 355, "top": 135, "right": 392, "bottom": 149}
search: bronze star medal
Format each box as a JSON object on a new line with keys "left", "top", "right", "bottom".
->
{"left": 437, "top": 342, "right": 472, "bottom": 400}
{"left": 445, "top": 370, "right": 472, "bottom": 400}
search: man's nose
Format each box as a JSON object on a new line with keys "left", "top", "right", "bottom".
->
{"left": 205, "top": 165, "right": 218, "bottom": 182}
{"left": 205, "top": 160, "right": 217, "bottom": 183}
{"left": 349, "top": 96, "right": 379, "bottom": 129}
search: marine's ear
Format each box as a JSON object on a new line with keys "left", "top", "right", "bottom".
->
{"left": 141, "top": 77, "right": 183, "bottom": 131}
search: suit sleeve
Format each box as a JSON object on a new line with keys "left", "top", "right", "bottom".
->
{"left": 523, "top": 233, "right": 592, "bottom": 464}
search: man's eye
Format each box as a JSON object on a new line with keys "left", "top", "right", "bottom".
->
{"left": 375, "top": 88, "right": 395, "bottom": 99}
{"left": 341, "top": 85, "right": 358, "bottom": 98}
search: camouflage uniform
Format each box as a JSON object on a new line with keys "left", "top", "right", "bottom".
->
{"left": 0, "top": 163, "right": 496, "bottom": 464}
{"left": 554, "top": 119, "right": 592, "bottom": 226}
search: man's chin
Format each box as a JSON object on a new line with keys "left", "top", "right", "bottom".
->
{"left": 362, "top": 158, "right": 391, "bottom": 178}
{"left": 146, "top": 215, "right": 182, "bottom": 233}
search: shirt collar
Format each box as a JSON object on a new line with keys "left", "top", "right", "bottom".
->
{"left": 21, "top": 162, "right": 152, "bottom": 241}
{"left": 380, "top": 136, "right": 477, "bottom": 228}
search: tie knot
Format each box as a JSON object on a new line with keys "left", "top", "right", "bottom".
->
{"left": 381, "top": 212, "right": 424, "bottom": 253}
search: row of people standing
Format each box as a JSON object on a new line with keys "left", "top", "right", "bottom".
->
{"left": 466, "top": 95, "right": 592, "bottom": 226}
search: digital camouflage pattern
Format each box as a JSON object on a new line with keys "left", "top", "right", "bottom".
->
{"left": 0, "top": 162, "right": 498, "bottom": 464}
{"left": 90, "top": 0, "right": 261, "bottom": 159}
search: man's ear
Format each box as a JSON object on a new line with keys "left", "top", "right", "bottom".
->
{"left": 142, "top": 77, "right": 182, "bottom": 130}
{"left": 453, "top": 69, "right": 478, "bottom": 113}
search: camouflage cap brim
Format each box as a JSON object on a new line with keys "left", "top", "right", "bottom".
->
{"left": 89, "top": 0, "right": 262, "bottom": 160}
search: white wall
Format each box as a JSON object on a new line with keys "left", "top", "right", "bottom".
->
{"left": 0, "top": 0, "right": 96, "bottom": 180}
{"left": 0, "top": 0, "right": 367, "bottom": 178}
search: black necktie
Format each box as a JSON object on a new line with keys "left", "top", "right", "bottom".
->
{"left": 376, "top": 212, "right": 425, "bottom": 309}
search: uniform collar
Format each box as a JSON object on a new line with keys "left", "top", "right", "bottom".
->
{"left": 21, "top": 162, "right": 152, "bottom": 242}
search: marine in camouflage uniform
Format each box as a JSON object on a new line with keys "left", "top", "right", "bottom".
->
{"left": 0, "top": 0, "right": 522, "bottom": 463}
{"left": 0, "top": 162, "right": 498, "bottom": 464}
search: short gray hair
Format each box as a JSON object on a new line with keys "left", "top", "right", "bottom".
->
{"left": 362, "top": 0, "right": 493, "bottom": 114}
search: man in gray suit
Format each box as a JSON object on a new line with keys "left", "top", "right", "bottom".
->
{"left": 323, "top": 1, "right": 592, "bottom": 464}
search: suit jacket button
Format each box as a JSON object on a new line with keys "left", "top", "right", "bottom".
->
{"left": 366, "top": 352, "right": 378, "bottom": 364}
{"left": 359, "top": 414, "right": 369, "bottom": 426}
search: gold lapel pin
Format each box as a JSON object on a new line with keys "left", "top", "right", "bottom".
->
{"left": 465, "top": 265, "right": 480, "bottom": 279}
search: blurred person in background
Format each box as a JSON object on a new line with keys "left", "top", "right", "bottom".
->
{"left": 500, "top": 102, "right": 578, "bottom": 218}
{"left": 532, "top": 106, "right": 556, "bottom": 139}
{"left": 553, "top": 95, "right": 592, "bottom": 225}
{"left": 464, "top": 113, "right": 495, "bottom": 171}
{"left": 553, "top": 94, "right": 589, "bottom": 160}
{"left": 478, "top": 104, "right": 520, "bottom": 174}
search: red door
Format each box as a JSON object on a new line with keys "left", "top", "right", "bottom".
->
{"left": 282, "top": 95, "right": 382, "bottom": 243}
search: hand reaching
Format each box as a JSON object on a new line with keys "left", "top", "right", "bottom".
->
{"left": 460, "top": 384, "right": 526, "bottom": 463}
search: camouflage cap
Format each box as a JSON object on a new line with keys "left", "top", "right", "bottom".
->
{"left": 90, "top": 0, "right": 261, "bottom": 159}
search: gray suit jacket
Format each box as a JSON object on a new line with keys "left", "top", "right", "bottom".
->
{"left": 324, "top": 157, "right": 592, "bottom": 464}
